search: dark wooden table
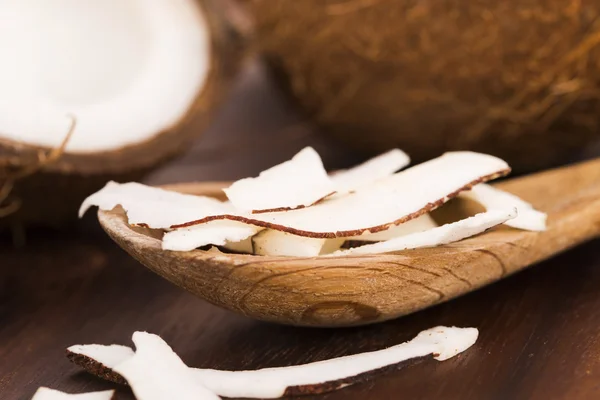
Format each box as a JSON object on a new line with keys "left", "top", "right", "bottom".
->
{"left": 1, "top": 62, "right": 599, "bottom": 400}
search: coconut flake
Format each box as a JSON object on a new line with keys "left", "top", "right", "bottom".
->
{"left": 461, "top": 184, "right": 547, "bottom": 231}
{"left": 252, "top": 230, "right": 343, "bottom": 257}
{"left": 349, "top": 214, "right": 438, "bottom": 241}
{"left": 223, "top": 147, "right": 335, "bottom": 213}
{"left": 331, "top": 209, "right": 517, "bottom": 256}
{"left": 31, "top": 388, "right": 114, "bottom": 400}
{"left": 68, "top": 344, "right": 134, "bottom": 368}
{"left": 79, "top": 181, "right": 230, "bottom": 229}
{"left": 330, "top": 148, "right": 410, "bottom": 193}
{"left": 113, "top": 332, "right": 220, "bottom": 400}
{"left": 174, "top": 152, "right": 511, "bottom": 238}
{"left": 163, "top": 221, "right": 260, "bottom": 252}
{"left": 69, "top": 326, "right": 477, "bottom": 399}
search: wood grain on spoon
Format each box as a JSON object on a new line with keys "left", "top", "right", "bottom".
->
{"left": 98, "top": 158, "right": 600, "bottom": 327}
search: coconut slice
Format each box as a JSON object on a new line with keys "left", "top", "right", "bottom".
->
{"left": 66, "top": 344, "right": 134, "bottom": 384}
{"left": 0, "top": 0, "right": 247, "bottom": 227}
{"left": 331, "top": 209, "right": 517, "bottom": 256}
{"left": 113, "top": 332, "right": 220, "bottom": 400}
{"left": 31, "top": 388, "right": 114, "bottom": 400}
{"left": 223, "top": 147, "right": 335, "bottom": 213}
{"left": 68, "top": 326, "right": 477, "bottom": 398}
{"left": 79, "top": 181, "right": 231, "bottom": 229}
{"left": 330, "top": 148, "right": 410, "bottom": 193}
{"left": 252, "top": 230, "right": 344, "bottom": 257}
{"left": 162, "top": 221, "right": 260, "bottom": 252}
{"left": 349, "top": 214, "right": 438, "bottom": 241}
{"left": 173, "top": 152, "right": 511, "bottom": 238}
{"left": 461, "top": 184, "right": 547, "bottom": 231}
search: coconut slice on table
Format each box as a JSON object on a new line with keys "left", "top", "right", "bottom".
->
{"left": 223, "top": 147, "right": 336, "bottom": 213}
{"left": 173, "top": 151, "right": 511, "bottom": 238}
{"left": 67, "top": 326, "right": 478, "bottom": 398}
{"left": 0, "top": 0, "right": 248, "bottom": 227}
{"left": 461, "top": 184, "right": 547, "bottom": 231}
{"left": 113, "top": 332, "right": 220, "bottom": 400}
{"left": 331, "top": 208, "right": 517, "bottom": 256}
{"left": 31, "top": 388, "right": 114, "bottom": 400}
{"left": 66, "top": 344, "right": 134, "bottom": 385}
{"left": 330, "top": 148, "right": 410, "bottom": 193}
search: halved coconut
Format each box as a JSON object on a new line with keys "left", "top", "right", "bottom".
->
{"left": 461, "top": 184, "right": 547, "bottom": 231}
{"left": 31, "top": 388, "right": 114, "bottom": 400}
{"left": 223, "top": 147, "right": 335, "bottom": 213}
{"left": 113, "top": 331, "right": 220, "bottom": 400}
{"left": 0, "top": 0, "right": 249, "bottom": 227}
{"left": 68, "top": 326, "right": 478, "bottom": 398}
{"left": 332, "top": 209, "right": 517, "bottom": 256}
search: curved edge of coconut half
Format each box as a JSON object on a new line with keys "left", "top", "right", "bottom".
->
{"left": 66, "top": 326, "right": 478, "bottom": 398}
{"left": 0, "top": 0, "right": 251, "bottom": 227}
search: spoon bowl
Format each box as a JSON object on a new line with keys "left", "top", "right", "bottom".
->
{"left": 98, "top": 158, "right": 600, "bottom": 327}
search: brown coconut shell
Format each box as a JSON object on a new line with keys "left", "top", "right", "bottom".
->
{"left": 243, "top": 0, "right": 600, "bottom": 172}
{"left": 0, "top": 0, "right": 251, "bottom": 228}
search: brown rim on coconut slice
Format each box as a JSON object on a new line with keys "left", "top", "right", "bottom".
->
{"left": 223, "top": 147, "right": 336, "bottom": 213}
{"left": 0, "top": 0, "right": 249, "bottom": 227}
{"left": 348, "top": 213, "right": 438, "bottom": 242}
{"left": 162, "top": 220, "right": 260, "bottom": 252}
{"left": 80, "top": 151, "right": 510, "bottom": 244}
{"left": 171, "top": 152, "right": 510, "bottom": 238}
{"left": 461, "top": 184, "right": 547, "bottom": 231}
{"left": 79, "top": 181, "right": 231, "bottom": 228}
{"left": 67, "top": 326, "right": 478, "bottom": 398}
{"left": 66, "top": 344, "right": 134, "bottom": 385}
{"left": 331, "top": 209, "right": 517, "bottom": 256}
{"left": 31, "top": 388, "right": 115, "bottom": 400}
{"left": 113, "top": 332, "right": 220, "bottom": 400}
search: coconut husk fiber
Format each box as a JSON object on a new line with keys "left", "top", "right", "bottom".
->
{"left": 243, "top": 0, "right": 600, "bottom": 172}
{"left": 0, "top": 0, "right": 250, "bottom": 229}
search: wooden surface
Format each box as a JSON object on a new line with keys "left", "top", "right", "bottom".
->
{"left": 1, "top": 61, "right": 600, "bottom": 399}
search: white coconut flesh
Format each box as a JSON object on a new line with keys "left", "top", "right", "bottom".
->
{"left": 113, "top": 332, "right": 220, "bottom": 400}
{"left": 349, "top": 213, "right": 439, "bottom": 241}
{"left": 81, "top": 149, "right": 549, "bottom": 255}
{"left": 223, "top": 147, "right": 336, "bottom": 213}
{"left": 82, "top": 151, "right": 509, "bottom": 232}
{"left": 31, "top": 388, "right": 114, "bottom": 400}
{"left": 79, "top": 182, "right": 231, "bottom": 228}
{"left": 170, "top": 152, "right": 510, "bottom": 236}
{"left": 162, "top": 221, "right": 261, "bottom": 252}
{"left": 331, "top": 208, "right": 517, "bottom": 257}
{"left": 252, "top": 230, "right": 344, "bottom": 257}
{"left": 330, "top": 148, "right": 410, "bottom": 194}
{"left": 461, "top": 184, "right": 548, "bottom": 231}
{"left": 0, "top": 0, "right": 209, "bottom": 152}
{"left": 68, "top": 326, "right": 478, "bottom": 399}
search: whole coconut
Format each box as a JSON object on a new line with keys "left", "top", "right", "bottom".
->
{"left": 244, "top": 0, "right": 600, "bottom": 171}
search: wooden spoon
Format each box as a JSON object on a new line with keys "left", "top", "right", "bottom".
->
{"left": 98, "top": 158, "right": 600, "bottom": 327}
